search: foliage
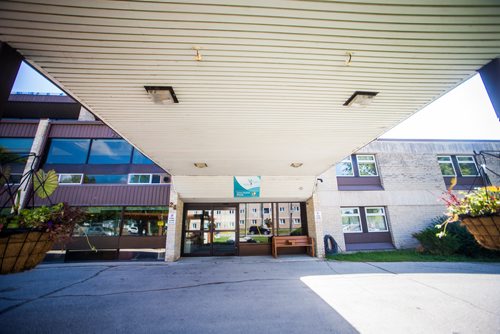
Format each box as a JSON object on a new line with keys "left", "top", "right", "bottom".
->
{"left": 413, "top": 217, "right": 461, "bottom": 256}
{"left": 33, "top": 169, "right": 59, "bottom": 199}
{"left": 438, "top": 185, "right": 500, "bottom": 238}
{"left": 413, "top": 216, "right": 500, "bottom": 258}
{"left": 326, "top": 249, "right": 500, "bottom": 263}
{"left": 0, "top": 203, "right": 87, "bottom": 244}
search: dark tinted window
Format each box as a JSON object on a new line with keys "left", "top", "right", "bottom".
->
{"left": 83, "top": 174, "right": 128, "bottom": 184}
{"left": 132, "top": 149, "right": 154, "bottom": 164}
{"left": 46, "top": 139, "right": 90, "bottom": 164}
{"left": 0, "top": 138, "right": 34, "bottom": 153}
{"left": 88, "top": 139, "right": 132, "bottom": 164}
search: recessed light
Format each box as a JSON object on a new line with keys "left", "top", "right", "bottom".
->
{"left": 144, "top": 86, "right": 179, "bottom": 104}
{"left": 343, "top": 91, "right": 378, "bottom": 107}
{"left": 194, "top": 162, "right": 208, "bottom": 168}
{"left": 290, "top": 162, "right": 303, "bottom": 168}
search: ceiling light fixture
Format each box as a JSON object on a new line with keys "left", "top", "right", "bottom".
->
{"left": 343, "top": 91, "right": 378, "bottom": 107}
{"left": 290, "top": 162, "right": 303, "bottom": 168}
{"left": 144, "top": 86, "right": 179, "bottom": 104}
{"left": 194, "top": 162, "right": 208, "bottom": 168}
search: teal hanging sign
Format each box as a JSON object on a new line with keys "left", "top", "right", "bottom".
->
{"left": 234, "top": 176, "right": 261, "bottom": 198}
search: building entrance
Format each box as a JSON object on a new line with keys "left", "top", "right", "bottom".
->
{"left": 182, "top": 204, "right": 238, "bottom": 256}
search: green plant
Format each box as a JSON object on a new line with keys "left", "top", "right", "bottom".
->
{"left": 1, "top": 203, "right": 87, "bottom": 244}
{"left": 438, "top": 185, "right": 499, "bottom": 238}
{"left": 413, "top": 217, "right": 461, "bottom": 256}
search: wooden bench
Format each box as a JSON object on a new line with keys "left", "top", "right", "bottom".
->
{"left": 272, "top": 236, "right": 315, "bottom": 258}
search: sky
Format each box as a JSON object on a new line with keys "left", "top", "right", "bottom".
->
{"left": 11, "top": 61, "right": 500, "bottom": 140}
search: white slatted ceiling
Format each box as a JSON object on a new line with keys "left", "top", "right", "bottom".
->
{"left": 1, "top": 0, "right": 499, "bottom": 179}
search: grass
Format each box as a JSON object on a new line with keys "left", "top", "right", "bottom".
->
{"left": 326, "top": 249, "right": 500, "bottom": 262}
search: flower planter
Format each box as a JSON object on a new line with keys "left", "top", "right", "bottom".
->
{"left": 461, "top": 215, "right": 500, "bottom": 251}
{"left": 0, "top": 229, "right": 54, "bottom": 274}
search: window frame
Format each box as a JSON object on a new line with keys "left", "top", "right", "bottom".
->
{"left": 456, "top": 155, "right": 480, "bottom": 177}
{"left": 58, "top": 173, "right": 84, "bottom": 185}
{"left": 335, "top": 156, "right": 355, "bottom": 177}
{"left": 365, "top": 207, "right": 389, "bottom": 232}
{"left": 356, "top": 154, "right": 379, "bottom": 177}
{"left": 437, "top": 155, "right": 457, "bottom": 177}
{"left": 128, "top": 173, "right": 153, "bottom": 184}
{"left": 340, "top": 207, "right": 363, "bottom": 233}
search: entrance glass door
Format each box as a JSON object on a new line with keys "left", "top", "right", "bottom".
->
{"left": 183, "top": 205, "right": 237, "bottom": 256}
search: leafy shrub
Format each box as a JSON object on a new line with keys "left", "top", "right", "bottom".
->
{"left": 414, "top": 216, "right": 500, "bottom": 257}
{"left": 413, "top": 217, "right": 460, "bottom": 256}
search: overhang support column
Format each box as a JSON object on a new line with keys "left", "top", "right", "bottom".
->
{"left": 0, "top": 42, "right": 23, "bottom": 118}
{"left": 165, "top": 184, "right": 183, "bottom": 262}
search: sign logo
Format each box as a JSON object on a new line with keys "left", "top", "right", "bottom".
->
{"left": 234, "top": 176, "right": 261, "bottom": 198}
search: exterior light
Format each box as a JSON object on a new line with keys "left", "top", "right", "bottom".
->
{"left": 290, "top": 162, "right": 303, "bottom": 168}
{"left": 343, "top": 91, "right": 378, "bottom": 107}
{"left": 144, "top": 86, "right": 179, "bottom": 104}
{"left": 194, "top": 162, "right": 208, "bottom": 168}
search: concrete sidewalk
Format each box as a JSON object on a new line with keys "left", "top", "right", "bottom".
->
{"left": 0, "top": 257, "right": 499, "bottom": 334}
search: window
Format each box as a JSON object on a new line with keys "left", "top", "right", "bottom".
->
{"left": 279, "top": 219, "right": 286, "bottom": 225}
{"left": 336, "top": 156, "right": 354, "bottom": 176}
{"left": 216, "top": 222, "right": 221, "bottom": 228}
{"left": 0, "top": 138, "right": 33, "bottom": 155}
{"left": 365, "top": 207, "right": 388, "bottom": 232}
{"left": 83, "top": 174, "right": 128, "bottom": 184}
{"left": 251, "top": 219, "right": 257, "bottom": 225}
{"left": 292, "top": 206, "right": 300, "bottom": 212}
{"left": 215, "top": 210, "right": 221, "bottom": 214}
{"left": 191, "top": 223, "right": 197, "bottom": 229}
{"left": 293, "top": 218, "right": 301, "bottom": 224}
{"left": 88, "top": 139, "right": 132, "bottom": 164}
{"left": 456, "top": 156, "right": 479, "bottom": 176}
{"left": 437, "top": 156, "right": 456, "bottom": 176}
{"left": 279, "top": 207, "right": 285, "bottom": 212}
{"left": 239, "top": 209, "right": 245, "bottom": 213}
{"left": 46, "top": 139, "right": 90, "bottom": 164}
{"left": 132, "top": 149, "right": 154, "bottom": 164}
{"left": 58, "top": 174, "right": 83, "bottom": 184}
{"left": 341, "top": 208, "right": 362, "bottom": 233}
{"left": 357, "top": 155, "right": 378, "bottom": 176}
{"left": 263, "top": 208, "right": 270, "bottom": 214}
{"left": 239, "top": 220, "right": 245, "bottom": 225}
{"left": 230, "top": 222, "right": 235, "bottom": 228}
{"left": 128, "top": 174, "right": 152, "bottom": 184}
{"left": 252, "top": 208, "right": 257, "bottom": 213}
{"left": 229, "top": 210, "right": 235, "bottom": 214}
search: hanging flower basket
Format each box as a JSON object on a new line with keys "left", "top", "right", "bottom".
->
{"left": 460, "top": 215, "right": 500, "bottom": 251}
{"left": 0, "top": 229, "right": 54, "bottom": 274}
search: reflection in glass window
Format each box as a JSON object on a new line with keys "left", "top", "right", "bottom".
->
{"left": 88, "top": 139, "right": 132, "bottom": 164}
{"left": 336, "top": 156, "right": 354, "bottom": 176}
{"left": 365, "top": 207, "right": 388, "bottom": 232}
{"left": 239, "top": 203, "right": 272, "bottom": 244}
{"left": 437, "top": 156, "right": 456, "bottom": 176}
{"left": 84, "top": 174, "right": 128, "bottom": 184}
{"left": 73, "top": 206, "right": 122, "bottom": 237}
{"left": 341, "top": 208, "right": 362, "bottom": 233}
{"left": 0, "top": 138, "right": 34, "bottom": 154}
{"left": 46, "top": 139, "right": 90, "bottom": 164}
{"left": 132, "top": 149, "right": 154, "bottom": 164}
{"left": 279, "top": 219, "right": 286, "bottom": 225}
{"left": 123, "top": 207, "right": 168, "bottom": 236}
{"left": 128, "top": 174, "right": 152, "bottom": 184}
{"left": 357, "top": 155, "right": 378, "bottom": 176}
{"left": 457, "top": 156, "right": 479, "bottom": 176}
{"left": 58, "top": 174, "right": 83, "bottom": 184}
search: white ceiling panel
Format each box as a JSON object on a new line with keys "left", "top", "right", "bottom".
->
{"left": 1, "top": 0, "right": 499, "bottom": 185}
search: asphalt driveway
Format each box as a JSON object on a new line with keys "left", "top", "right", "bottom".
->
{"left": 0, "top": 256, "right": 499, "bottom": 334}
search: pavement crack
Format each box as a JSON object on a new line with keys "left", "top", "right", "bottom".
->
{"left": 363, "top": 262, "right": 398, "bottom": 274}
{"left": 0, "top": 265, "right": 116, "bottom": 316}
{"left": 45, "top": 277, "right": 294, "bottom": 299}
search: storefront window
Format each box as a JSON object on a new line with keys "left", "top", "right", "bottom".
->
{"left": 73, "top": 206, "right": 122, "bottom": 237}
{"left": 123, "top": 207, "right": 168, "bottom": 236}
{"left": 83, "top": 174, "right": 128, "bottom": 184}
{"left": 239, "top": 203, "right": 272, "bottom": 244}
